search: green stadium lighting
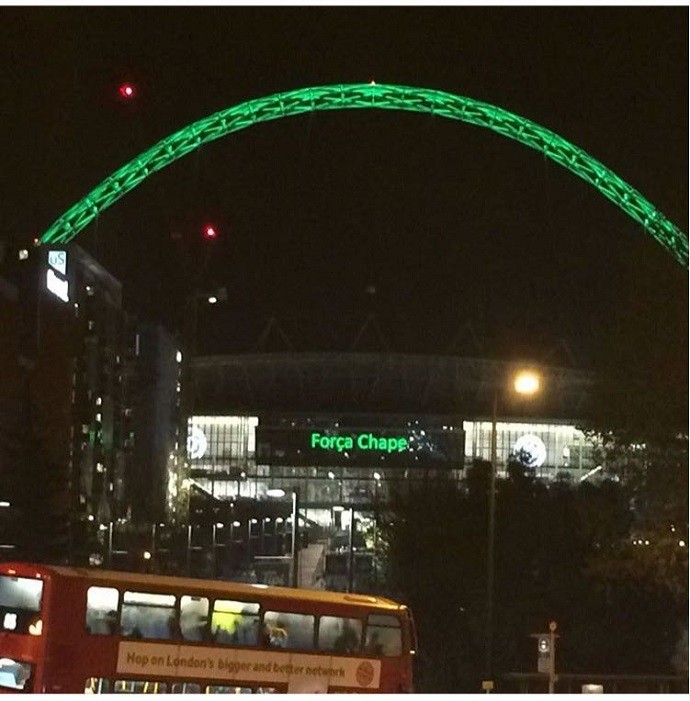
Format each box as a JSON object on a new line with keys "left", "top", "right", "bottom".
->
{"left": 38, "top": 83, "right": 687, "bottom": 268}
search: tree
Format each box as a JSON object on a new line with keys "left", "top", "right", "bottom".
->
{"left": 379, "top": 448, "right": 686, "bottom": 691}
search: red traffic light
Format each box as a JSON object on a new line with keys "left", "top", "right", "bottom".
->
{"left": 118, "top": 83, "right": 136, "bottom": 99}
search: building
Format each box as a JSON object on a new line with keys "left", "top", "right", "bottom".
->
{"left": 182, "top": 352, "right": 599, "bottom": 586}
{"left": 0, "top": 243, "right": 180, "bottom": 562}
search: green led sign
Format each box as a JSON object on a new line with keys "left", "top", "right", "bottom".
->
{"left": 310, "top": 431, "right": 409, "bottom": 454}
{"left": 37, "top": 83, "right": 687, "bottom": 268}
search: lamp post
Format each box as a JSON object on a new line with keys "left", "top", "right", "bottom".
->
{"left": 107, "top": 520, "right": 114, "bottom": 568}
{"left": 230, "top": 520, "right": 240, "bottom": 543}
{"left": 212, "top": 522, "right": 223, "bottom": 577}
{"left": 180, "top": 285, "right": 228, "bottom": 528}
{"left": 186, "top": 523, "right": 194, "bottom": 575}
{"left": 372, "top": 471, "right": 381, "bottom": 585}
{"left": 485, "top": 369, "right": 541, "bottom": 683}
{"left": 347, "top": 506, "right": 356, "bottom": 593}
{"left": 247, "top": 518, "right": 258, "bottom": 559}
{"left": 290, "top": 490, "right": 299, "bottom": 588}
{"left": 262, "top": 517, "right": 271, "bottom": 553}
{"left": 267, "top": 488, "right": 300, "bottom": 588}
{"left": 274, "top": 517, "right": 284, "bottom": 555}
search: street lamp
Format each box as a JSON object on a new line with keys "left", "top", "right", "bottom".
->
{"left": 180, "top": 285, "right": 228, "bottom": 524}
{"left": 485, "top": 368, "right": 541, "bottom": 683}
{"left": 372, "top": 471, "right": 382, "bottom": 585}
{"left": 212, "top": 522, "right": 224, "bottom": 577}
{"left": 267, "top": 488, "right": 300, "bottom": 587}
{"left": 247, "top": 518, "right": 258, "bottom": 558}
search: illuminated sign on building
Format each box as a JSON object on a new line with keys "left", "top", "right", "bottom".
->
{"left": 45, "top": 268, "right": 69, "bottom": 302}
{"left": 46, "top": 249, "right": 69, "bottom": 302}
{"left": 48, "top": 250, "right": 67, "bottom": 276}
{"left": 187, "top": 425, "right": 208, "bottom": 460}
{"left": 257, "top": 423, "right": 463, "bottom": 468}
{"left": 310, "top": 432, "right": 409, "bottom": 454}
{"left": 512, "top": 434, "right": 547, "bottom": 468}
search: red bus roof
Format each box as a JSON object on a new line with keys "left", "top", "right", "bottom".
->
{"left": 1, "top": 562, "right": 406, "bottom": 613}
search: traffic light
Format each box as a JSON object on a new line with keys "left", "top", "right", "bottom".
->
{"left": 537, "top": 635, "right": 551, "bottom": 674}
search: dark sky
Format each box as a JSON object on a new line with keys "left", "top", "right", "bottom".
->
{"left": 1, "top": 6, "right": 687, "bottom": 380}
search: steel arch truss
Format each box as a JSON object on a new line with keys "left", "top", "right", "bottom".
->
{"left": 39, "top": 83, "right": 687, "bottom": 267}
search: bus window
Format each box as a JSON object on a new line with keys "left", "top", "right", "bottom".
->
{"left": 171, "top": 682, "right": 201, "bottom": 693}
{"left": 121, "top": 591, "right": 177, "bottom": 640}
{"left": 263, "top": 611, "right": 315, "bottom": 651}
{"left": 0, "top": 574, "right": 43, "bottom": 635}
{"left": 365, "top": 614, "right": 402, "bottom": 657}
{"left": 85, "top": 677, "right": 112, "bottom": 693}
{"left": 180, "top": 595, "right": 209, "bottom": 642}
{"left": 0, "top": 658, "right": 33, "bottom": 691}
{"left": 86, "top": 587, "right": 120, "bottom": 635}
{"left": 211, "top": 600, "right": 260, "bottom": 646}
{"left": 112, "top": 679, "right": 167, "bottom": 693}
{"left": 317, "top": 615, "right": 362, "bottom": 654}
{"left": 206, "top": 685, "right": 254, "bottom": 693}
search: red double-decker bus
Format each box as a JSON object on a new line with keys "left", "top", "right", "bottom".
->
{"left": 0, "top": 561, "right": 416, "bottom": 693}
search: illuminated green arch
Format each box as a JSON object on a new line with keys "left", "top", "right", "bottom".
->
{"left": 39, "top": 83, "right": 687, "bottom": 267}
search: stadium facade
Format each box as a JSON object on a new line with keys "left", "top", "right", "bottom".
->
{"left": 186, "top": 353, "right": 599, "bottom": 536}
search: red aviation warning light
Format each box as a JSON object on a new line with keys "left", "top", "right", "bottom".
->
{"left": 118, "top": 83, "right": 136, "bottom": 99}
{"left": 203, "top": 224, "right": 218, "bottom": 240}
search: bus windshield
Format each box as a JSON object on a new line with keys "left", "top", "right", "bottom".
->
{"left": 0, "top": 574, "right": 43, "bottom": 635}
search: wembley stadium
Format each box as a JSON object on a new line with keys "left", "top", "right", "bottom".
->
{"left": 186, "top": 351, "right": 598, "bottom": 541}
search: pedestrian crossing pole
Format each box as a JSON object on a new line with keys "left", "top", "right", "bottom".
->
{"left": 532, "top": 620, "right": 558, "bottom": 693}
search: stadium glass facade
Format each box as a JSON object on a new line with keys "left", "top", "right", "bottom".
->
{"left": 180, "top": 354, "right": 599, "bottom": 587}
{"left": 187, "top": 413, "right": 599, "bottom": 530}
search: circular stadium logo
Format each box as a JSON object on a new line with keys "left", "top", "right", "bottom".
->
{"left": 187, "top": 425, "right": 208, "bottom": 460}
{"left": 512, "top": 434, "right": 547, "bottom": 468}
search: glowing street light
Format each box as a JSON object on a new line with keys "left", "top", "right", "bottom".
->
{"left": 514, "top": 370, "right": 541, "bottom": 396}
{"left": 485, "top": 368, "right": 542, "bottom": 683}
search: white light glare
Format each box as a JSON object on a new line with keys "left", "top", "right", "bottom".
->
{"left": 514, "top": 371, "right": 540, "bottom": 395}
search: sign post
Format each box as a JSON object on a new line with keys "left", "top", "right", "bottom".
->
{"left": 531, "top": 620, "right": 558, "bottom": 693}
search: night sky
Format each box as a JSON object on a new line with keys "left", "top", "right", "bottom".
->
{"left": 2, "top": 6, "right": 687, "bottom": 382}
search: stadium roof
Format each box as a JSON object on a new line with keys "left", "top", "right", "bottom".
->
{"left": 192, "top": 352, "right": 595, "bottom": 421}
